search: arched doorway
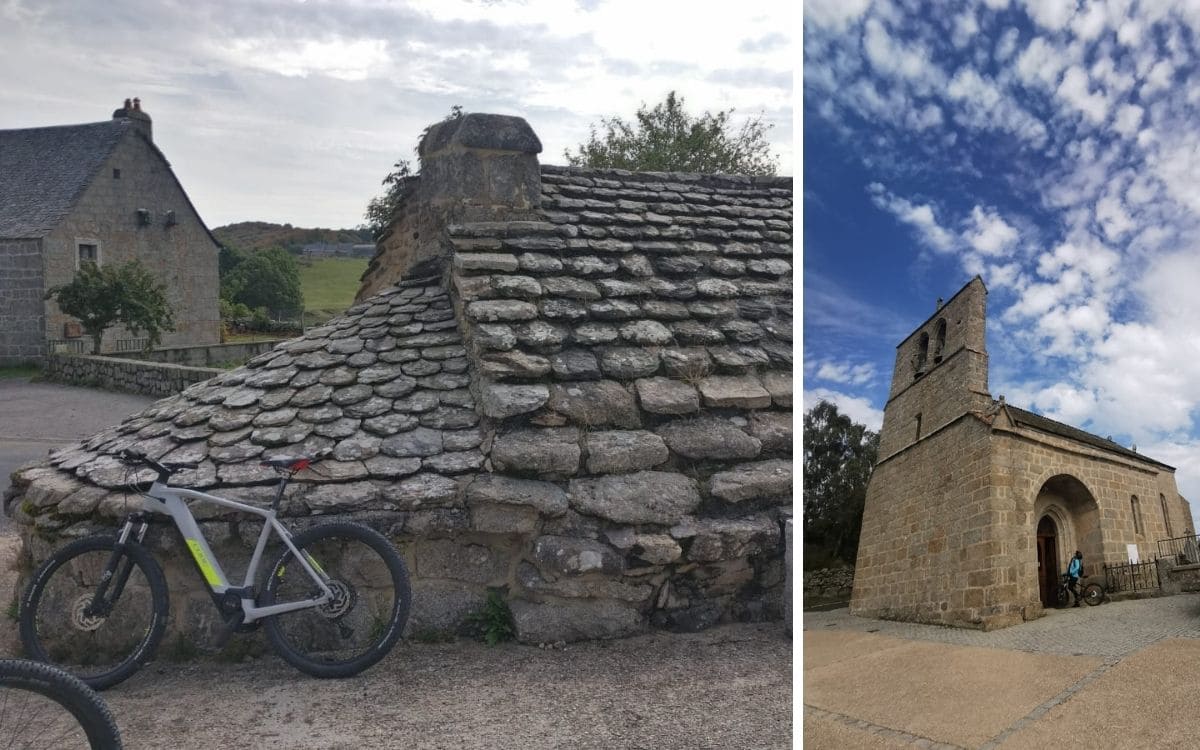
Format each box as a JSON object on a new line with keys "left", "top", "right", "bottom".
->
{"left": 1037, "top": 515, "right": 1059, "bottom": 607}
{"left": 1032, "top": 474, "right": 1103, "bottom": 608}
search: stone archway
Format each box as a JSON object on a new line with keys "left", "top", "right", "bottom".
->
{"left": 1032, "top": 474, "right": 1103, "bottom": 596}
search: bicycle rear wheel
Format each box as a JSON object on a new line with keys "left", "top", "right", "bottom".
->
{"left": 1082, "top": 583, "right": 1105, "bottom": 606}
{"left": 19, "top": 535, "right": 169, "bottom": 690}
{"left": 0, "top": 658, "right": 123, "bottom": 748}
{"left": 262, "top": 522, "right": 410, "bottom": 678}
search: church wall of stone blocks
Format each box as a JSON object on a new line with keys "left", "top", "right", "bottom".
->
{"left": 853, "top": 277, "right": 1193, "bottom": 631}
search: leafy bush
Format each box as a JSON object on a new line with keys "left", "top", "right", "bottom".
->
{"left": 465, "top": 590, "right": 515, "bottom": 646}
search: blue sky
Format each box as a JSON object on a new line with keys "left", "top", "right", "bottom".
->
{"left": 803, "top": 0, "right": 1200, "bottom": 515}
{"left": 0, "top": 0, "right": 792, "bottom": 229}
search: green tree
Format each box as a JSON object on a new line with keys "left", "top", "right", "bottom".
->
{"left": 803, "top": 400, "right": 879, "bottom": 567}
{"left": 362, "top": 105, "right": 465, "bottom": 241}
{"left": 221, "top": 247, "right": 303, "bottom": 318}
{"left": 564, "top": 91, "right": 779, "bottom": 175}
{"left": 45, "top": 260, "right": 175, "bottom": 354}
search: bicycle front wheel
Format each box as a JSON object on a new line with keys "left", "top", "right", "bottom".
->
{"left": 262, "top": 522, "right": 410, "bottom": 678}
{"left": 19, "top": 535, "right": 169, "bottom": 690}
{"left": 0, "top": 659, "right": 123, "bottom": 748}
{"left": 1083, "top": 583, "right": 1105, "bottom": 606}
{"left": 1054, "top": 585, "right": 1070, "bottom": 608}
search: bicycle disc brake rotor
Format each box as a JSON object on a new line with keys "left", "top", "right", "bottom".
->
{"left": 317, "top": 580, "right": 356, "bottom": 620}
{"left": 70, "top": 594, "right": 106, "bottom": 631}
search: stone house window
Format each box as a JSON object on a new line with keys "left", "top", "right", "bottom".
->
{"left": 1161, "top": 493, "right": 1173, "bottom": 537}
{"left": 112, "top": 168, "right": 121, "bottom": 179}
{"left": 76, "top": 240, "right": 101, "bottom": 269}
{"left": 915, "top": 332, "right": 929, "bottom": 378}
{"left": 933, "top": 318, "right": 947, "bottom": 363}
{"left": 915, "top": 413, "right": 922, "bottom": 441}
{"left": 1131, "top": 495, "right": 1143, "bottom": 536}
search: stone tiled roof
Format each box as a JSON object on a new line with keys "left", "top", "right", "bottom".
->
{"left": 1005, "top": 405, "right": 1173, "bottom": 469}
{"left": 0, "top": 121, "right": 128, "bottom": 238}
{"left": 450, "top": 165, "right": 792, "bottom": 412}
{"left": 32, "top": 275, "right": 482, "bottom": 520}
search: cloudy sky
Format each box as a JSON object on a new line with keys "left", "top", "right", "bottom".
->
{"left": 804, "top": 0, "right": 1200, "bottom": 521}
{"left": 0, "top": 0, "right": 794, "bottom": 229}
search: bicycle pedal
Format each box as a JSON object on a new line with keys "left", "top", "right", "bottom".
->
{"left": 215, "top": 612, "right": 245, "bottom": 648}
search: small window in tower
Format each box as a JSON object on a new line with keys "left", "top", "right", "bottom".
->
{"left": 1131, "top": 495, "right": 1143, "bottom": 536}
{"left": 915, "top": 332, "right": 929, "bottom": 378}
{"left": 934, "top": 318, "right": 947, "bottom": 363}
{"left": 1161, "top": 493, "right": 1173, "bottom": 537}
{"left": 915, "top": 413, "right": 923, "bottom": 441}
{"left": 112, "top": 168, "right": 121, "bottom": 179}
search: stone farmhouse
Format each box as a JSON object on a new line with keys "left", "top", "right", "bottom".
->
{"left": 5, "top": 113, "right": 792, "bottom": 644}
{"left": 0, "top": 98, "right": 220, "bottom": 364}
{"left": 852, "top": 277, "right": 1194, "bottom": 631}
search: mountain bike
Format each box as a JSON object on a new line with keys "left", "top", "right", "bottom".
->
{"left": 19, "top": 449, "right": 411, "bottom": 690}
{"left": 1055, "top": 573, "right": 1105, "bottom": 607}
{"left": 0, "top": 658, "right": 123, "bottom": 748}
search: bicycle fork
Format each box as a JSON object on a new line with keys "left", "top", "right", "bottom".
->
{"left": 84, "top": 514, "right": 150, "bottom": 618}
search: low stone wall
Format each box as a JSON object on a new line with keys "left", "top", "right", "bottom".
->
{"left": 45, "top": 353, "right": 221, "bottom": 397}
{"left": 1158, "top": 558, "right": 1200, "bottom": 594}
{"left": 128, "top": 340, "right": 288, "bottom": 368}
{"left": 804, "top": 567, "right": 855, "bottom": 606}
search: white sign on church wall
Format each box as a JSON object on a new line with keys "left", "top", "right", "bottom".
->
{"left": 1127, "top": 544, "right": 1140, "bottom": 563}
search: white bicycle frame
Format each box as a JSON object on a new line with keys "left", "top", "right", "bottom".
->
{"left": 130, "top": 481, "right": 333, "bottom": 624}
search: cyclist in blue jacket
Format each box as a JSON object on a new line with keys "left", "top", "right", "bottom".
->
{"left": 1067, "top": 550, "right": 1084, "bottom": 607}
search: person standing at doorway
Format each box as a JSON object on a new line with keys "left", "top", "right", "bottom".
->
{"left": 1067, "top": 550, "right": 1084, "bottom": 607}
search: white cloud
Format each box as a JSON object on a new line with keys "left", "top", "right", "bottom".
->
{"left": 803, "top": 388, "right": 885, "bottom": 431}
{"left": 1113, "top": 103, "right": 1144, "bottom": 136}
{"left": 1142, "top": 59, "right": 1175, "bottom": 96}
{"left": 994, "top": 28, "right": 1020, "bottom": 61}
{"left": 218, "top": 37, "right": 390, "bottom": 81}
{"left": 965, "top": 205, "right": 1020, "bottom": 256}
{"left": 952, "top": 10, "right": 979, "bottom": 48}
{"left": 1022, "top": 0, "right": 1078, "bottom": 31}
{"left": 804, "top": 0, "right": 871, "bottom": 29}
{"left": 1015, "top": 36, "right": 1069, "bottom": 89}
{"left": 862, "top": 18, "right": 945, "bottom": 93}
{"left": 812, "top": 360, "right": 878, "bottom": 386}
{"left": 1095, "top": 190, "right": 1135, "bottom": 240}
{"left": 946, "top": 66, "right": 1048, "bottom": 145}
{"left": 867, "top": 183, "right": 957, "bottom": 253}
{"left": 1056, "top": 65, "right": 1110, "bottom": 123}
{"left": 1070, "top": 1, "right": 1109, "bottom": 40}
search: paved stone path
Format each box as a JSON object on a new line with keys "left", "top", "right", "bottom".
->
{"left": 804, "top": 596, "right": 1200, "bottom": 749}
{"left": 804, "top": 594, "right": 1200, "bottom": 658}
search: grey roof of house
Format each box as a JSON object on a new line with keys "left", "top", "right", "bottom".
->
{"left": 1006, "top": 405, "right": 1173, "bottom": 470}
{"left": 0, "top": 120, "right": 130, "bottom": 239}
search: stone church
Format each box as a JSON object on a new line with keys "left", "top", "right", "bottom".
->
{"left": 852, "top": 277, "right": 1193, "bottom": 631}
{"left": 0, "top": 98, "right": 220, "bottom": 364}
{"left": 5, "top": 113, "right": 792, "bottom": 645}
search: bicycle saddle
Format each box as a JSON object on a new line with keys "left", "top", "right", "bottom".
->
{"left": 259, "top": 455, "right": 314, "bottom": 471}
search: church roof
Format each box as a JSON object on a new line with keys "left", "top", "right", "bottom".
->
{"left": 0, "top": 120, "right": 129, "bottom": 238}
{"left": 1005, "top": 405, "right": 1173, "bottom": 470}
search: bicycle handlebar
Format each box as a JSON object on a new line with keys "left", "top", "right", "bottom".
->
{"left": 118, "top": 449, "right": 196, "bottom": 482}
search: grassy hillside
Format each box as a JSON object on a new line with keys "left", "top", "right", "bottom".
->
{"left": 298, "top": 257, "right": 369, "bottom": 321}
{"left": 214, "top": 222, "right": 372, "bottom": 254}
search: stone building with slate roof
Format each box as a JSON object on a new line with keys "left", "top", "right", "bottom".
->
{"left": 0, "top": 99, "right": 220, "bottom": 363}
{"left": 4, "top": 113, "right": 792, "bottom": 644}
{"left": 852, "top": 277, "right": 1193, "bottom": 631}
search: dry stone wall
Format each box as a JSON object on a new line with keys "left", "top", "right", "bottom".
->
{"left": 0, "top": 238, "right": 44, "bottom": 364}
{"left": 45, "top": 353, "right": 223, "bottom": 397}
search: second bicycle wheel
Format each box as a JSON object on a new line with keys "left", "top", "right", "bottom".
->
{"left": 262, "top": 521, "right": 410, "bottom": 678}
{"left": 0, "top": 658, "right": 123, "bottom": 748}
{"left": 19, "top": 535, "right": 169, "bottom": 690}
{"left": 1082, "top": 583, "right": 1105, "bottom": 606}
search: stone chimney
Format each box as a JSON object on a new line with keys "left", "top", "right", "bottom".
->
{"left": 112, "top": 96, "right": 152, "bottom": 141}
{"left": 356, "top": 112, "right": 543, "bottom": 300}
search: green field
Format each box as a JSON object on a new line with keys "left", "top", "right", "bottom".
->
{"left": 298, "top": 257, "right": 369, "bottom": 321}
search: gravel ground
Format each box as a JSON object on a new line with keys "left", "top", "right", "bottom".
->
{"left": 0, "top": 532, "right": 793, "bottom": 749}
